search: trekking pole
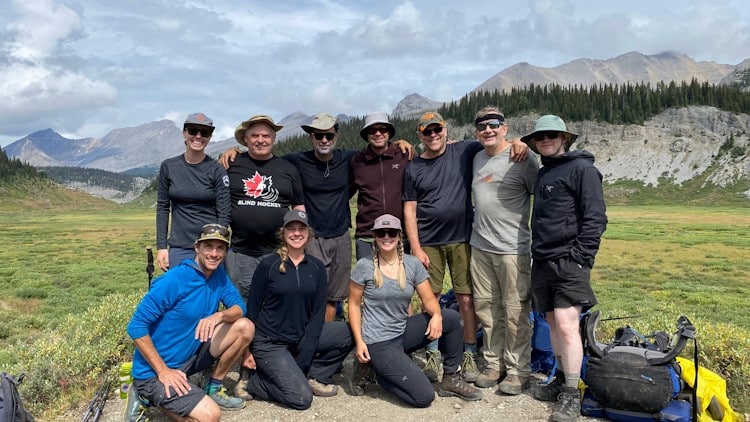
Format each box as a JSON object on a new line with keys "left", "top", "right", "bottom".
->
{"left": 146, "top": 246, "right": 154, "bottom": 289}
{"left": 81, "top": 376, "right": 112, "bottom": 422}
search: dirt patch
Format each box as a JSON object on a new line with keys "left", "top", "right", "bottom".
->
{"left": 92, "top": 353, "right": 598, "bottom": 422}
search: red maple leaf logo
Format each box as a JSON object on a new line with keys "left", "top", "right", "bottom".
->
{"left": 242, "top": 172, "right": 266, "bottom": 198}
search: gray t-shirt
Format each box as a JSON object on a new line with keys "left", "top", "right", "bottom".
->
{"left": 351, "top": 254, "right": 429, "bottom": 344}
{"left": 470, "top": 147, "right": 539, "bottom": 254}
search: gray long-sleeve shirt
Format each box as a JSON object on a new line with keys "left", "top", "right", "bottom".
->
{"left": 156, "top": 154, "right": 230, "bottom": 249}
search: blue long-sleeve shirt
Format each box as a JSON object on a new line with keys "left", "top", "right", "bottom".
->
{"left": 246, "top": 254, "right": 327, "bottom": 374}
{"left": 127, "top": 260, "right": 245, "bottom": 380}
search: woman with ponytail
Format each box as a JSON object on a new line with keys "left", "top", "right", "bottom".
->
{"left": 348, "top": 214, "right": 482, "bottom": 407}
{"left": 242, "top": 209, "right": 352, "bottom": 410}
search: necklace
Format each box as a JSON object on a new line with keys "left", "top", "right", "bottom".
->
{"left": 379, "top": 254, "right": 398, "bottom": 267}
{"left": 323, "top": 160, "right": 330, "bottom": 178}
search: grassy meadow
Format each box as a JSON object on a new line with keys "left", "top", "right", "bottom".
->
{"left": 0, "top": 204, "right": 748, "bottom": 417}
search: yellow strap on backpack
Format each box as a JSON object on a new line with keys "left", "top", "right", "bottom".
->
{"left": 676, "top": 357, "right": 742, "bottom": 422}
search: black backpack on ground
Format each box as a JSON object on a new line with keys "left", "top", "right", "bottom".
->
{"left": 0, "top": 372, "right": 35, "bottom": 422}
{"left": 581, "top": 311, "right": 698, "bottom": 421}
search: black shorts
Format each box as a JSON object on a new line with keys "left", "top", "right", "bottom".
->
{"left": 132, "top": 341, "right": 216, "bottom": 417}
{"left": 531, "top": 257, "right": 597, "bottom": 313}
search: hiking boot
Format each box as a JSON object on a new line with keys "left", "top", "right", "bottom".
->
{"left": 437, "top": 372, "right": 483, "bottom": 401}
{"left": 124, "top": 385, "right": 150, "bottom": 422}
{"left": 423, "top": 350, "right": 442, "bottom": 382}
{"left": 233, "top": 366, "right": 253, "bottom": 401}
{"left": 533, "top": 372, "right": 565, "bottom": 402}
{"left": 497, "top": 374, "right": 530, "bottom": 395}
{"left": 207, "top": 385, "right": 246, "bottom": 411}
{"left": 474, "top": 367, "right": 506, "bottom": 388}
{"left": 350, "top": 361, "right": 375, "bottom": 396}
{"left": 460, "top": 351, "right": 478, "bottom": 383}
{"left": 552, "top": 386, "right": 581, "bottom": 422}
{"left": 308, "top": 378, "right": 339, "bottom": 397}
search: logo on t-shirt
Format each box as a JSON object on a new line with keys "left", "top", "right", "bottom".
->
{"left": 242, "top": 171, "right": 280, "bottom": 202}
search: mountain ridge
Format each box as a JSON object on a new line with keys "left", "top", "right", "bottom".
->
{"left": 2, "top": 51, "right": 748, "bottom": 203}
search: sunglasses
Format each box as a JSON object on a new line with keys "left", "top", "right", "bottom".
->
{"left": 531, "top": 131, "right": 561, "bottom": 142}
{"left": 201, "top": 224, "right": 230, "bottom": 237}
{"left": 367, "top": 126, "right": 390, "bottom": 135}
{"left": 374, "top": 229, "right": 400, "bottom": 238}
{"left": 185, "top": 126, "right": 214, "bottom": 137}
{"left": 420, "top": 126, "right": 443, "bottom": 136}
{"left": 475, "top": 119, "right": 504, "bottom": 131}
{"left": 312, "top": 132, "right": 336, "bottom": 141}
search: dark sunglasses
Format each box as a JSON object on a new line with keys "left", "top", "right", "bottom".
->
{"left": 374, "top": 229, "right": 400, "bottom": 238}
{"left": 475, "top": 120, "right": 504, "bottom": 131}
{"left": 531, "top": 131, "right": 560, "bottom": 142}
{"left": 313, "top": 132, "right": 336, "bottom": 141}
{"left": 420, "top": 126, "right": 443, "bottom": 136}
{"left": 185, "top": 126, "right": 214, "bottom": 137}
{"left": 367, "top": 126, "right": 390, "bottom": 135}
{"left": 201, "top": 224, "right": 230, "bottom": 237}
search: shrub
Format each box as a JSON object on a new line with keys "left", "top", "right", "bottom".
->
{"left": 0, "top": 292, "right": 139, "bottom": 417}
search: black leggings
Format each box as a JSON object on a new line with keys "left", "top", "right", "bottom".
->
{"left": 246, "top": 321, "right": 352, "bottom": 410}
{"left": 367, "top": 309, "right": 462, "bottom": 408}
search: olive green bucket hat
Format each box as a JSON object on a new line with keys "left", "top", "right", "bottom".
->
{"left": 520, "top": 115, "right": 578, "bottom": 154}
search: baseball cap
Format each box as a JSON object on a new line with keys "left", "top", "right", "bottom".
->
{"left": 184, "top": 112, "right": 214, "bottom": 127}
{"left": 372, "top": 214, "right": 402, "bottom": 231}
{"left": 417, "top": 111, "right": 445, "bottom": 132}
{"left": 283, "top": 209, "right": 309, "bottom": 227}
{"left": 195, "top": 224, "right": 231, "bottom": 245}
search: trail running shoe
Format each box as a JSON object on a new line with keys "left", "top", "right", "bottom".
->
{"left": 207, "top": 385, "right": 246, "bottom": 411}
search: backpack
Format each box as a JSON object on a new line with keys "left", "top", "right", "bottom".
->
{"left": 581, "top": 311, "right": 698, "bottom": 420}
{"left": 530, "top": 311, "right": 556, "bottom": 375}
{"left": 0, "top": 372, "right": 35, "bottom": 422}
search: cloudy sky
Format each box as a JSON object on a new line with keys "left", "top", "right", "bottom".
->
{"left": 1, "top": 0, "right": 749, "bottom": 147}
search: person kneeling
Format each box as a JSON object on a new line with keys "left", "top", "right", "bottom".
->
{"left": 126, "top": 224, "right": 254, "bottom": 422}
{"left": 241, "top": 210, "right": 353, "bottom": 410}
{"left": 348, "top": 214, "right": 482, "bottom": 407}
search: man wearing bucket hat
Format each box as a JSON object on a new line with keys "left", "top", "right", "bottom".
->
{"left": 223, "top": 114, "right": 305, "bottom": 398}
{"left": 126, "top": 224, "right": 254, "bottom": 421}
{"left": 351, "top": 112, "right": 413, "bottom": 260}
{"left": 403, "top": 111, "right": 529, "bottom": 384}
{"left": 521, "top": 115, "right": 607, "bottom": 422}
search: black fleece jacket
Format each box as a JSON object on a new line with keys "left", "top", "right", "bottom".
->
{"left": 531, "top": 150, "right": 607, "bottom": 268}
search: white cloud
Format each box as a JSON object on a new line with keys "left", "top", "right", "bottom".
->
{"left": 1, "top": 0, "right": 749, "bottom": 147}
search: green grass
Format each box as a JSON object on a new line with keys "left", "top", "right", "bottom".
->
{"left": 0, "top": 210, "right": 153, "bottom": 346}
{"left": 0, "top": 205, "right": 748, "bottom": 417}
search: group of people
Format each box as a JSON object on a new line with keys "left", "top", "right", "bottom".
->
{"left": 127, "top": 107, "right": 607, "bottom": 422}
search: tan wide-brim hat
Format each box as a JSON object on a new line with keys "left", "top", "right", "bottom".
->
{"left": 301, "top": 112, "right": 337, "bottom": 133}
{"left": 234, "top": 115, "right": 283, "bottom": 146}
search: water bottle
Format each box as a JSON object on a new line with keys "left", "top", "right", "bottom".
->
{"left": 119, "top": 361, "right": 133, "bottom": 399}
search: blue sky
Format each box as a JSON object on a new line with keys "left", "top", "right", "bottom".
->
{"left": 1, "top": 0, "right": 749, "bottom": 146}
